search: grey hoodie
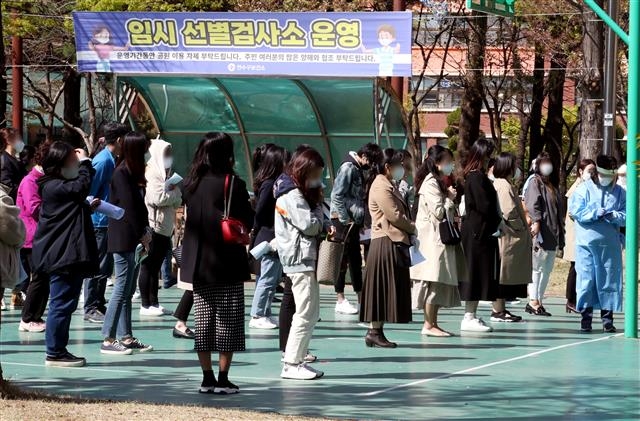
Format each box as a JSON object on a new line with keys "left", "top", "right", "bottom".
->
{"left": 274, "top": 173, "right": 327, "bottom": 274}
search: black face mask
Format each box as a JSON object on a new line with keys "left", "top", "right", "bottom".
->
{"left": 361, "top": 164, "right": 371, "bottom": 171}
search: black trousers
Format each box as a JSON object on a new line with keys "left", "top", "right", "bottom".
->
{"left": 20, "top": 249, "right": 50, "bottom": 323}
{"left": 333, "top": 221, "right": 363, "bottom": 294}
{"left": 139, "top": 232, "right": 171, "bottom": 308}
{"left": 279, "top": 276, "right": 295, "bottom": 352}
{"left": 174, "top": 290, "right": 193, "bottom": 322}
{"left": 566, "top": 262, "right": 577, "bottom": 304}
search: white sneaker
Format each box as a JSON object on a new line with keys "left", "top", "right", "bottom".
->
{"left": 268, "top": 316, "right": 279, "bottom": 327}
{"left": 249, "top": 317, "right": 278, "bottom": 330}
{"left": 132, "top": 291, "right": 141, "bottom": 301}
{"left": 461, "top": 317, "right": 493, "bottom": 332}
{"left": 140, "top": 306, "right": 164, "bottom": 317}
{"left": 107, "top": 279, "right": 114, "bottom": 287}
{"left": 0, "top": 298, "right": 5, "bottom": 311}
{"left": 156, "top": 305, "right": 173, "bottom": 315}
{"left": 335, "top": 299, "right": 358, "bottom": 314}
{"left": 281, "top": 363, "right": 323, "bottom": 380}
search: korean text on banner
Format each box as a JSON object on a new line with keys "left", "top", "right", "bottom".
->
{"left": 73, "top": 12, "right": 412, "bottom": 78}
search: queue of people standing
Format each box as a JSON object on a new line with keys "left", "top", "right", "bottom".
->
{"left": 0, "top": 126, "right": 627, "bottom": 393}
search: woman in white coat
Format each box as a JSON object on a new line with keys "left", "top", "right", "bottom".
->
{"left": 410, "top": 146, "right": 464, "bottom": 337}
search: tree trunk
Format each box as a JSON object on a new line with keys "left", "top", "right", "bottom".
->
{"left": 63, "top": 69, "right": 83, "bottom": 145}
{"left": 457, "top": 11, "right": 487, "bottom": 168}
{"left": 0, "top": 6, "right": 6, "bottom": 128}
{"left": 579, "top": 3, "right": 604, "bottom": 161}
{"left": 86, "top": 73, "right": 97, "bottom": 154}
{"left": 543, "top": 53, "right": 568, "bottom": 191}
{"left": 528, "top": 48, "right": 545, "bottom": 167}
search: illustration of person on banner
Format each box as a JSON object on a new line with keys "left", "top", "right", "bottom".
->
{"left": 88, "top": 26, "right": 130, "bottom": 72}
{"left": 362, "top": 25, "right": 401, "bottom": 77}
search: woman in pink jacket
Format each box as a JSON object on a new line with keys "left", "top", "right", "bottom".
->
{"left": 17, "top": 142, "right": 51, "bottom": 333}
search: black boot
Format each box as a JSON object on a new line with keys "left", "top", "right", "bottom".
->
{"left": 580, "top": 307, "right": 593, "bottom": 333}
{"left": 601, "top": 309, "right": 616, "bottom": 333}
{"left": 365, "top": 328, "right": 396, "bottom": 348}
{"left": 379, "top": 326, "right": 398, "bottom": 348}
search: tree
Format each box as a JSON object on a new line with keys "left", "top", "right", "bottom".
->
{"left": 457, "top": 10, "right": 487, "bottom": 167}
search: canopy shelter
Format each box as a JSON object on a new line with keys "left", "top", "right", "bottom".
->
{"left": 115, "top": 76, "right": 407, "bottom": 188}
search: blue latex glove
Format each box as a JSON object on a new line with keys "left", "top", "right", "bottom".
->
{"left": 597, "top": 208, "right": 607, "bottom": 219}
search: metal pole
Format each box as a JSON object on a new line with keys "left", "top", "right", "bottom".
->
{"left": 624, "top": 0, "right": 639, "bottom": 339}
{"left": 602, "top": 0, "right": 618, "bottom": 155}
{"left": 584, "top": 0, "right": 629, "bottom": 46}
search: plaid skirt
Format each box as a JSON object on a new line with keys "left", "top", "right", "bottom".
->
{"left": 193, "top": 283, "right": 246, "bottom": 353}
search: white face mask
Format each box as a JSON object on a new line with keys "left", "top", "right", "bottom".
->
{"left": 94, "top": 32, "right": 110, "bottom": 44}
{"left": 540, "top": 163, "right": 553, "bottom": 176}
{"left": 581, "top": 171, "right": 593, "bottom": 182}
{"left": 599, "top": 175, "right": 614, "bottom": 187}
{"left": 307, "top": 178, "right": 323, "bottom": 189}
{"left": 13, "top": 140, "right": 25, "bottom": 154}
{"left": 163, "top": 157, "right": 173, "bottom": 169}
{"left": 61, "top": 165, "right": 80, "bottom": 180}
{"left": 440, "top": 163, "right": 454, "bottom": 176}
{"left": 379, "top": 37, "right": 393, "bottom": 47}
{"left": 618, "top": 176, "right": 627, "bottom": 187}
{"left": 392, "top": 167, "right": 405, "bottom": 182}
{"left": 513, "top": 168, "right": 522, "bottom": 181}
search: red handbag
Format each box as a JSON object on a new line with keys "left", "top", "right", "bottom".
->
{"left": 221, "top": 175, "right": 251, "bottom": 245}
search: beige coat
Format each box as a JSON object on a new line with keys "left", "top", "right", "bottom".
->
{"left": 369, "top": 174, "right": 415, "bottom": 244}
{"left": 0, "top": 185, "right": 26, "bottom": 288}
{"left": 563, "top": 179, "right": 581, "bottom": 262}
{"left": 494, "top": 178, "right": 532, "bottom": 285}
{"left": 410, "top": 174, "right": 466, "bottom": 286}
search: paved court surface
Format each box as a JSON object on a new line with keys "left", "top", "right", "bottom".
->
{"left": 1, "top": 284, "right": 639, "bottom": 420}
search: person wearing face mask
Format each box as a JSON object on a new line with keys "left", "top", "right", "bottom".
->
{"left": 411, "top": 145, "right": 463, "bottom": 337}
{"left": 491, "top": 153, "right": 531, "bottom": 323}
{"left": 138, "top": 138, "right": 182, "bottom": 317}
{"left": 569, "top": 155, "right": 625, "bottom": 333}
{"left": 181, "top": 133, "right": 254, "bottom": 393}
{"left": 563, "top": 159, "right": 596, "bottom": 313}
{"left": 396, "top": 149, "right": 416, "bottom": 210}
{"left": 330, "top": 143, "right": 383, "bottom": 315}
{"left": 31, "top": 142, "right": 99, "bottom": 367}
{"left": 0, "top": 128, "right": 28, "bottom": 310}
{"left": 360, "top": 148, "right": 416, "bottom": 347}
{"left": 275, "top": 147, "right": 333, "bottom": 380}
{"left": 459, "top": 138, "right": 501, "bottom": 332}
{"left": 102, "top": 132, "right": 154, "bottom": 356}
{"left": 524, "top": 152, "right": 564, "bottom": 317}
{"left": 83, "top": 122, "right": 129, "bottom": 325}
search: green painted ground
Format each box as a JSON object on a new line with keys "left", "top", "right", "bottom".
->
{"left": 1, "top": 284, "right": 639, "bottom": 420}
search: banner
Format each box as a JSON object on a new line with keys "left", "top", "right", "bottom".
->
{"left": 73, "top": 12, "right": 412, "bottom": 77}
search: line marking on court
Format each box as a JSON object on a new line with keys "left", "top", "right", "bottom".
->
{"left": 358, "top": 333, "right": 624, "bottom": 397}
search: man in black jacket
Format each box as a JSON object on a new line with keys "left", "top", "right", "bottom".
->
{"left": 329, "top": 143, "right": 382, "bottom": 314}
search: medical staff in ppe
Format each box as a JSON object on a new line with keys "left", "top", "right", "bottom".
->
{"left": 568, "top": 155, "right": 625, "bottom": 333}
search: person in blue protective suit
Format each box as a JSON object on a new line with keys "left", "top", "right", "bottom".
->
{"left": 568, "top": 155, "right": 625, "bottom": 333}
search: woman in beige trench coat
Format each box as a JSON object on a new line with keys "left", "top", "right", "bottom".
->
{"left": 410, "top": 146, "right": 465, "bottom": 337}
{"left": 491, "top": 153, "right": 531, "bottom": 322}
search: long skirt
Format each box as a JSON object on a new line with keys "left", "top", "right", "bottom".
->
{"left": 360, "top": 236, "right": 412, "bottom": 324}
{"left": 194, "top": 283, "right": 246, "bottom": 353}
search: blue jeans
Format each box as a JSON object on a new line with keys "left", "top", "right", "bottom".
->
{"left": 84, "top": 228, "right": 112, "bottom": 314}
{"left": 161, "top": 243, "right": 175, "bottom": 283}
{"left": 250, "top": 253, "right": 282, "bottom": 317}
{"left": 101, "top": 252, "right": 137, "bottom": 340}
{"left": 46, "top": 273, "right": 83, "bottom": 357}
